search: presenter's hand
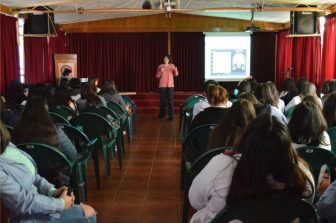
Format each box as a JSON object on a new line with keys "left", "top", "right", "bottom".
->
{"left": 53, "top": 186, "right": 68, "bottom": 198}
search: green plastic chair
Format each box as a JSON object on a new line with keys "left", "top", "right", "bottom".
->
{"left": 49, "top": 112, "right": 71, "bottom": 125}
{"left": 106, "top": 101, "right": 132, "bottom": 144}
{"left": 297, "top": 147, "right": 336, "bottom": 187}
{"left": 211, "top": 197, "right": 318, "bottom": 223}
{"left": 182, "top": 146, "right": 235, "bottom": 223}
{"left": 70, "top": 113, "right": 121, "bottom": 178}
{"left": 16, "top": 143, "right": 81, "bottom": 203}
{"left": 327, "top": 127, "right": 336, "bottom": 155}
{"left": 285, "top": 105, "right": 295, "bottom": 118}
{"left": 180, "top": 99, "right": 204, "bottom": 140}
{"left": 57, "top": 123, "right": 97, "bottom": 200}
{"left": 179, "top": 95, "right": 205, "bottom": 132}
{"left": 122, "top": 95, "right": 137, "bottom": 133}
{"left": 49, "top": 105, "right": 76, "bottom": 120}
{"left": 85, "top": 105, "right": 125, "bottom": 155}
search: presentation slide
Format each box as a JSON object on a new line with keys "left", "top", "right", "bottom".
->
{"left": 204, "top": 33, "right": 251, "bottom": 82}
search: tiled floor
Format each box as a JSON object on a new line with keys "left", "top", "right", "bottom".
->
{"left": 84, "top": 114, "right": 184, "bottom": 223}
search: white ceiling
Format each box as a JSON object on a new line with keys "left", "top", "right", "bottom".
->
{"left": 2, "top": 0, "right": 336, "bottom": 24}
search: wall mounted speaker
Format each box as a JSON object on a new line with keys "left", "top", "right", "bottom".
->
{"left": 290, "top": 11, "right": 317, "bottom": 35}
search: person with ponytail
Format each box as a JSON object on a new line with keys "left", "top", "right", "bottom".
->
{"left": 189, "top": 85, "right": 231, "bottom": 130}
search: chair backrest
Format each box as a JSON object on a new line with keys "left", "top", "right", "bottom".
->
{"left": 121, "top": 95, "right": 136, "bottom": 108}
{"left": 56, "top": 123, "right": 97, "bottom": 154}
{"left": 16, "top": 143, "right": 74, "bottom": 187}
{"left": 297, "top": 147, "right": 336, "bottom": 186}
{"left": 106, "top": 101, "right": 126, "bottom": 117}
{"left": 85, "top": 105, "right": 118, "bottom": 121}
{"left": 285, "top": 105, "right": 295, "bottom": 118}
{"left": 181, "top": 95, "right": 205, "bottom": 109}
{"left": 49, "top": 112, "right": 71, "bottom": 125}
{"left": 211, "top": 197, "right": 318, "bottom": 223}
{"left": 49, "top": 105, "right": 75, "bottom": 120}
{"left": 70, "top": 112, "right": 115, "bottom": 147}
{"left": 327, "top": 127, "right": 336, "bottom": 155}
{"left": 182, "top": 124, "right": 217, "bottom": 163}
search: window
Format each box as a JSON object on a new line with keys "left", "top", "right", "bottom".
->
{"left": 18, "top": 18, "right": 25, "bottom": 83}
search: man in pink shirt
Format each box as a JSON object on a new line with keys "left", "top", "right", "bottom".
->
{"left": 156, "top": 55, "right": 179, "bottom": 120}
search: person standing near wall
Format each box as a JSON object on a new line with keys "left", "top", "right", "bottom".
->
{"left": 156, "top": 55, "right": 179, "bottom": 121}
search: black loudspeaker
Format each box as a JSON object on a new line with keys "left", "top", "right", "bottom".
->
{"left": 290, "top": 11, "right": 317, "bottom": 35}
{"left": 25, "top": 6, "right": 55, "bottom": 35}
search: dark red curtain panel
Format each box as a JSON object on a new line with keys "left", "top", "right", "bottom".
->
{"left": 0, "top": 14, "right": 20, "bottom": 93}
{"left": 170, "top": 32, "right": 205, "bottom": 91}
{"left": 276, "top": 30, "right": 293, "bottom": 90}
{"left": 48, "top": 30, "right": 68, "bottom": 83}
{"left": 321, "top": 13, "right": 336, "bottom": 81}
{"left": 67, "top": 33, "right": 167, "bottom": 92}
{"left": 24, "top": 30, "right": 68, "bottom": 84}
{"left": 24, "top": 37, "right": 49, "bottom": 84}
{"left": 251, "top": 32, "right": 277, "bottom": 83}
{"left": 292, "top": 36, "right": 321, "bottom": 85}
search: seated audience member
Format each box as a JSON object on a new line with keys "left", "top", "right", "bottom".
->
{"left": 76, "top": 77, "right": 106, "bottom": 112}
{"left": 192, "top": 80, "right": 219, "bottom": 119}
{"left": 285, "top": 82, "right": 322, "bottom": 112}
{"left": 58, "top": 68, "right": 72, "bottom": 86}
{"left": 301, "top": 95, "right": 322, "bottom": 110}
{"left": 237, "top": 92, "right": 259, "bottom": 104}
{"left": 320, "top": 80, "right": 332, "bottom": 103}
{"left": 316, "top": 180, "right": 336, "bottom": 222}
{"left": 52, "top": 86, "right": 77, "bottom": 113}
{"left": 190, "top": 85, "right": 230, "bottom": 130}
{"left": 266, "top": 81, "right": 285, "bottom": 113}
{"left": 323, "top": 92, "right": 336, "bottom": 128}
{"left": 0, "top": 96, "right": 20, "bottom": 127}
{"left": 188, "top": 114, "right": 314, "bottom": 223}
{"left": 11, "top": 96, "right": 77, "bottom": 164}
{"left": 68, "top": 78, "right": 82, "bottom": 102}
{"left": 207, "top": 99, "right": 256, "bottom": 150}
{"left": 237, "top": 79, "right": 251, "bottom": 96}
{"left": 254, "top": 83, "right": 287, "bottom": 124}
{"left": 0, "top": 121, "right": 97, "bottom": 223}
{"left": 4, "top": 80, "right": 27, "bottom": 105}
{"left": 99, "top": 80, "right": 127, "bottom": 110}
{"left": 280, "top": 77, "right": 297, "bottom": 105}
{"left": 288, "top": 101, "right": 331, "bottom": 150}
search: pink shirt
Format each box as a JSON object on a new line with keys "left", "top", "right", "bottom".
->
{"left": 156, "top": 64, "right": 179, "bottom": 88}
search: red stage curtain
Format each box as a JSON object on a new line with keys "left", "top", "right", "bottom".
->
{"left": 170, "top": 32, "right": 205, "bottom": 91}
{"left": 24, "top": 37, "right": 48, "bottom": 84}
{"left": 251, "top": 32, "right": 277, "bottom": 83}
{"left": 67, "top": 33, "right": 167, "bottom": 92}
{"left": 24, "top": 30, "right": 68, "bottom": 84}
{"left": 276, "top": 30, "right": 293, "bottom": 90}
{"left": 321, "top": 13, "right": 336, "bottom": 81}
{"left": 0, "top": 14, "right": 20, "bottom": 93}
{"left": 292, "top": 36, "right": 321, "bottom": 85}
{"left": 48, "top": 30, "right": 68, "bottom": 83}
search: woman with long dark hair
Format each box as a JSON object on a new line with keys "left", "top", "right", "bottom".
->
{"left": 288, "top": 101, "right": 331, "bottom": 150}
{"left": 77, "top": 77, "right": 106, "bottom": 112}
{"left": 99, "top": 80, "right": 127, "bottom": 110}
{"left": 11, "top": 96, "right": 77, "bottom": 162}
{"left": 323, "top": 92, "right": 336, "bottom": 128}
{"left": 207, "top": 99, "right": 256, "bottom": 150}
{"left": 188, "top": 114, "right": 314, "bottom": 223}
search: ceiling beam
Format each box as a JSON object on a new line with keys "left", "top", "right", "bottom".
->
{"left": 17, "top": 7, "right": 330, "bottom": 14}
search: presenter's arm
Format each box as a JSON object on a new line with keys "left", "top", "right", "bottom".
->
{"left": 173, "top": 65, "right": 179, "bottom": 77}
{"left": 156, "top": 65, "right": 163, "bottom": 78}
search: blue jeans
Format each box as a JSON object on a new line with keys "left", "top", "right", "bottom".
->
{"left": 159, "top": 87, "right": 174, "bottom": 119}
{"left": 50, "top": 205, "right": 96, "bottom": 223}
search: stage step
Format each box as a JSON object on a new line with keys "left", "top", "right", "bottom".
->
{"left": 126, "top": 92, "right": 200, "bottom": 114}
